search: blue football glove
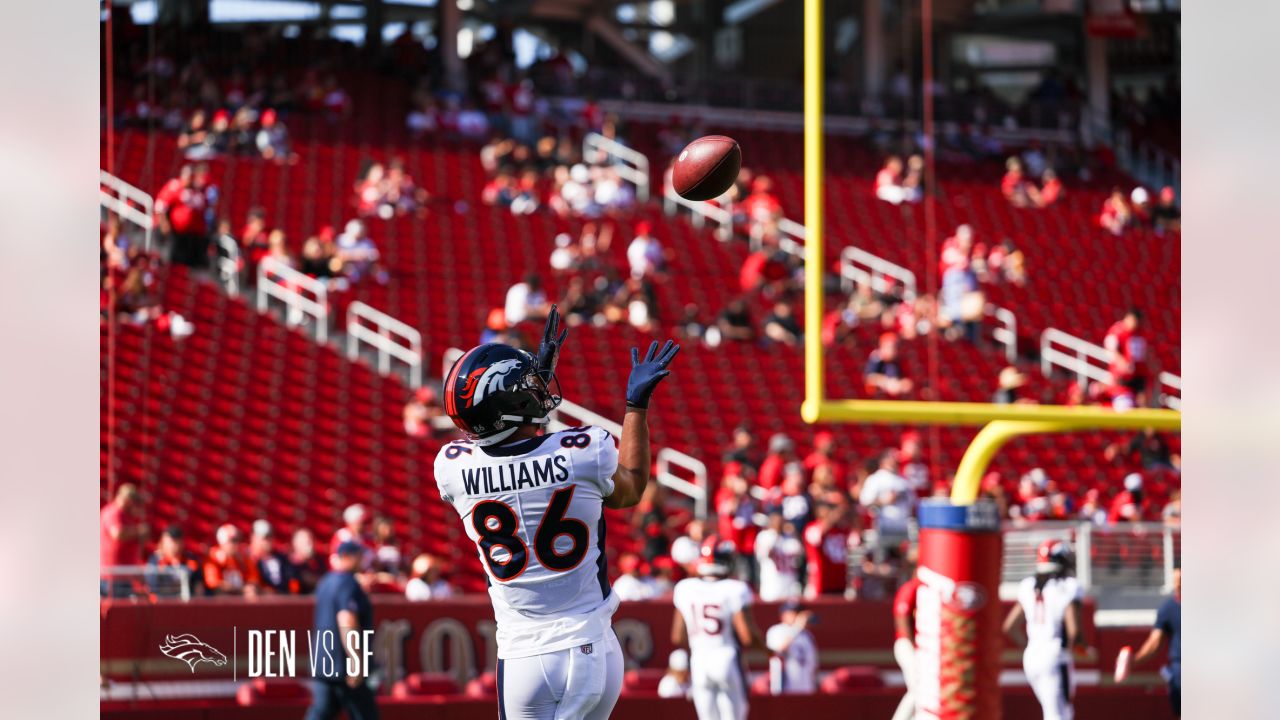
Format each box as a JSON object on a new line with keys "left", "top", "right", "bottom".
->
{"left": 626, "top": 340, "right": 681, "bottom": 409}
{"left": 537, "top": 304, "right": 568, "bottom": 378}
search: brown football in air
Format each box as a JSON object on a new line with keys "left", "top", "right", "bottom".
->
{"left": 672, "top": 135, "right": 742, "bottom": 202}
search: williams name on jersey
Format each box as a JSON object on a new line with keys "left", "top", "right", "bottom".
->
{"left": 455, "top": 454, "right": 571, "bottom": 497}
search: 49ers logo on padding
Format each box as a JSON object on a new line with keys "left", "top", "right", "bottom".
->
{"left": 457, "top": 358, "right": 523, "bottom": 408}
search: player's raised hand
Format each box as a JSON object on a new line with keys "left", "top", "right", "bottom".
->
{"left": 537, "top": 304, "right": 568, "bottom": 377}
{"left": 626, "top": 339, "right": 681, "bottom": 409}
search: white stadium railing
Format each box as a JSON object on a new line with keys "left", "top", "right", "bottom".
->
{"left": 986, "top": 304, "right": 1018, "bottom": 363}
{"left": 584, "top": 132, "right": 651, "bottom": 202}
{"left": 838, "top": 245, "right": 918, "bottom": 301}
{"left": 257, "top": 257, "right": 329, "bottom": 343}
{"left": 347, "top": 301, "right": 424, "bottom": 389}
{"left": 442, "top": 347, "right": 710, "bottom": 519}
{"left": 1000, "top": 521, "right": 1179, "bottom": 601}
{"left": 100, "top": 170, "right": 154, "bottom": 252}
{"left": 101, "top": 565, "right": 193, "bottom": 600}
{"left": 1039, "top": 327, "right": 1181, "bottom": 411}
{"left": 214, "top": 233, "right": 241, "bottom": 297}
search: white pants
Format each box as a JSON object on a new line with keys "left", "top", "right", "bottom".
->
{"left": 691, "top": 647, "right": 748, "bottom": 720}
{"left": 892, "top": 638, "right": 917, "bottom": 720}
{"left": 497, "top": 632, "right": 623, "bottom": 720}
{"left": 1023, "top": 645, "right": 1074, "bottom": 720}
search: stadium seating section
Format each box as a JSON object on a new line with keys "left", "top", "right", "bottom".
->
{"left": 101, "top": 91, "right": 1179, "bottom": 589}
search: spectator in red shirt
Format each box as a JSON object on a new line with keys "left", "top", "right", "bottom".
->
{"left": 939, "top": 224, "right": 974, "bottom": 278}
{"left": 101, "top": 483, "right": 148, "bottom": 595}
{"left": 1001, "top": 157, "right": 1033, "bottom": 207}
{"left": 240, "top": 207, "right": 270, "bottom": 267}
{"left": 898, "top": 431, "right": 929, "bottom": 495}
{"left": 203, "top": 524, "right": 261, "bottom": 596}
{"left": 716, "top": 465, "right": 761, "bottom": 583}
{"left": 1104, "top": 309, "right": 1149, "bottom": 398}
{"left": 156, "top": 163, "right": 218, "bottom": 267}
{"left": 1108, "top": 473, "right": 1153, "bottom": 524}
{"left": 743, "top": 176, "right": 784, "bottom": 243}
{"left": 1036, "top": 169, "right": 1064, "bottom": 207}
{"left": 803, "top": 503, "right": 853, "bottom": 598}
{"left": 759, "top": 433, "right": 798, "bottom": 491}
{"left": 803, "top": 431, "right": 844, "bottom": 488}
{"left": 1099, "top": 188, "right": 1133, "bottom": 236}
{"left": 875, "top": 156, "right": 906, "bottom": 205}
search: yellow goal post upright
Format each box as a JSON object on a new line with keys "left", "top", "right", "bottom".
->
{"left": 801, "top": 4, "right": 1178, "bottom": 715}
{"left": 799, "top": 0, "right": 1180, "bottom": 505}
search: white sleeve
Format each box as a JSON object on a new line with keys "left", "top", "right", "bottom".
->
{"left": 765, "top": 625, "right": 791, "bottom": 654}
{"left": 728, "top": 580, "right": 754, "bottom": 614}
{"left": 858, "top": 476, "right": 879, "bottom": 506}
{"left": 432, "top": 450, "right": 455, "bottom": 506}
{"left": 755, "top": 530, "right": 776, "bottom": 561}
{"left": 592, "top": 426, "right": 619, "bottom": 497}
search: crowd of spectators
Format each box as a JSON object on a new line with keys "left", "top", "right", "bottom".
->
{"left": 478, "top": 117, "right": 638, "bottom": 220}
{"left": 1099, "top": 184, "right": 1180, "bottom": 236}
{"left": 597, "top": 414, "right": 1182, "bottom": 604}
{"left": 101, "top": 490, "right": 458, "bottom": 601}
{"left": 355, "top": 158, "right": 431, "bottom": 219}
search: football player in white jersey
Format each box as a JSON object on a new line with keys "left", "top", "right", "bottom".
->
{"left": 1002, "top": 540, "right": 1084, "bottom": 720}
{"left": 671, "top": 537, "right": 765, "bottom": 720}
{"left": 436, "top": 307, "right": 680, "bottom": 720}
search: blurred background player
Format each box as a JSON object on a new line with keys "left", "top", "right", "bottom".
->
{"left": 658, "top": 649, "right": 692, "bottom": 699}
{"left": 1003, "top": 540, "right": 1084, "bottom": 720}
{"left": 1119, "top": 566, "right": 1181, "bottom": 716}
{"left": 766, "top": 599, "right": 818, "bottom": 695}
{"left": 672, "top": 537, "right": 765, "bottom": 720}
{"left": 437, "top": 307, "right": 680, "bottom": 720}
{"left": 891, "top": 573, "right": 922, "bottom": 720}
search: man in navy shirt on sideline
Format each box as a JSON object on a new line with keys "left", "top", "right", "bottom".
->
{"left": 1131, "top": 566, "right": 1181, "bottom": 716}
{"left": 305, "top": 541, "right": 378, "bottom": 720}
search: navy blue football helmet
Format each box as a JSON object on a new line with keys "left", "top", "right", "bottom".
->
{"left": 443, "top": 343, "right": 561, "bottom": 446}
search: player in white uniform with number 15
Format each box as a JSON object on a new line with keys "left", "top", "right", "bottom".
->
{"left": 437, "top": 307, "right": 681, "bottom": 720}
{"left": 672, "top": 537, "right": 765, "bottom": 720}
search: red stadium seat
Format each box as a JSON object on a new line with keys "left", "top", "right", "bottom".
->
{"left": 234, "top": 679, "right": 311, "bottom": 706}
{"left": 465, "top": 671, "right": 498, "bottom": 698}
{"left": 390, "top": 672, "right": 461, "bottom": 698}
{"left": 819, "top": 666, "right": 885, "bottom": 694}
{"left": 621, "top": 668, "right": 666, "bottom": 695}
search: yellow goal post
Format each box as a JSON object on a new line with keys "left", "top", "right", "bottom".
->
{"left": 800, "top": 0, "right": 1180, "bottom": 504}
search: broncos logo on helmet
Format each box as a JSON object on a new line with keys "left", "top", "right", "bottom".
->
{"left": 159, "top": 633, "right": 228, "bottom": 672}
{"left": 457, "top": 358, "right": 524, "bottom": 408}
{"left": 444, "top": 344, "right": 561, "bottom": 446}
